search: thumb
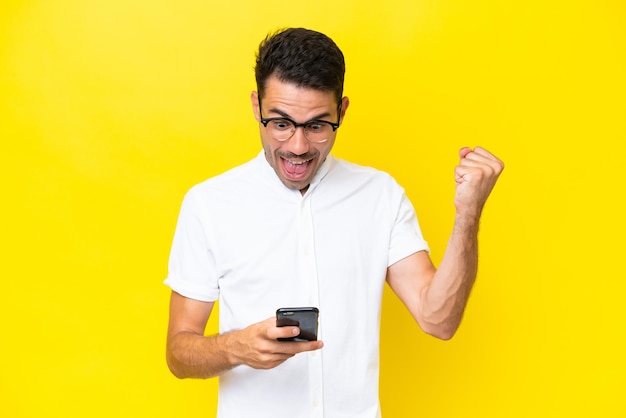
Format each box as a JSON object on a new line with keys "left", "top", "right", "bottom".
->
{"left": 459, "top": 147, "right": 473, "bottom": 160}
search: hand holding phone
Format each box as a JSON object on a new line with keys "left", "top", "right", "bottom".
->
{"left": 276, "top": 307, "right": 319, "bottom": 341}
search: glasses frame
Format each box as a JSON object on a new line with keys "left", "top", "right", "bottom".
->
{"left": 258, "top": 99, "right": 342, "bottom": 144}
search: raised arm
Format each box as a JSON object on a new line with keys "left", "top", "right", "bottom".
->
{"left": 386, "top": 147, "right": 504, "bottom": 340}
{"left": 165, "top": 291, "right": 323, "bottom": 379}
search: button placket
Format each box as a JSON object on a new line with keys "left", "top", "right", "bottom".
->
{"left": 298, "top": 196, "right": 323, "bottom": 416}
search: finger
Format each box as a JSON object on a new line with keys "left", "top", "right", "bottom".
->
{"left": 472, "top": 146, "right": 503, "bottom": 163}
{"left": 459, "top": 147, "right": 472, "bottom": 159}
{"left": 460, "top": 147, "right": 505, "bottom": 171}
{"left": 247, "top": 351, "right": 295, "bottom": 370}
{"left": 458, "top": 154, "right": 504, "bottom": 177}
{"left": 297, "top": 340, "right": 324, "bottom": 352}
{"left": 271, "top": 325, "right": 301, "bottom": 340}
{"left": 257, "top": 316, "right": 293, "bottom": 338}
{"left": 455, "top": 162, "right": 495, "bottom": 186}
{"left": 459, "top": 150, "right": 492, "bottom": 165}
{"left": 263, "top": 315, "right": 301, "bottom": 340}
{"left": 277, "top": 340, "right": 324, "bottom": 354}
{"left": 248, "top": 339, "right": 323, "bottom": 370}
{"left": 458, "top": 149, "right": 494, "bottom": 172}
{"left": 471, "top": 146, "right": 494, "bottom": 158}
{"left": 455, "top": 166, "right": 474, "bottom": 184}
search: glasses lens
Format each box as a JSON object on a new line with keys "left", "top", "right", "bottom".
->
{"left": 305, "top": 122, "right": 332, "bottom": 143}
{"left": 267, "top": 119, "right": 295, "bottom": 141}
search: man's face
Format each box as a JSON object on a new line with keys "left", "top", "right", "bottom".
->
{"left": 251, "top": 76, "right": 348, "bottom": 194}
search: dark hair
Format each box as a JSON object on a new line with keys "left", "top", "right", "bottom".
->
{"left": 255, "top": 28, "right": 345, "bottom": 104}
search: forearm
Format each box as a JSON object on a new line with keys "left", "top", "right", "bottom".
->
{"left": 392, "top": 146, "right": 502, "bottom": 339}
{"left": 166, "top": 330, "right": 241, "bottom": 379}
{"left": 419, "top": 212, "right": 479, "bottom": 339}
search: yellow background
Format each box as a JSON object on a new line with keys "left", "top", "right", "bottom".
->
{"left": 1, "top": 0, "right": 624, "bottom": 417}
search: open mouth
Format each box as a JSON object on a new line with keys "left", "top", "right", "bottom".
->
{"left": 281, "top": 157, "right": 312, "bottom": 180}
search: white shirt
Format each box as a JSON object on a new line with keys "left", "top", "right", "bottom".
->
{"left": 165, "top": 151, "right": 429, "bottom": 418}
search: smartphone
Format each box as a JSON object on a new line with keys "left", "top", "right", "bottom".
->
{"left": 276, "top": 307, "right": 319, "bottom": 341}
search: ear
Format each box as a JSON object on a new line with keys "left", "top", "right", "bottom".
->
{"left": 251, "top": 91, "right": 260, "bottom": 121}
{"left": 339, "top": 96, "right": 350, "bottom": 125}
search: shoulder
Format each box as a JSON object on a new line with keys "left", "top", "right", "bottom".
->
{"left": 185, "top": 154, "right": 264, "bottom": 201}
{"left": 327, "top": 157, "right": 403, "bottom": 191}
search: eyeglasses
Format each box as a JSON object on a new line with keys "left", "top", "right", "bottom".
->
{"left": 259, "top": 100, "right": 341, "bottom": 144}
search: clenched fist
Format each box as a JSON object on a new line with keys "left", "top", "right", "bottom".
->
{"left": 454, "top": 147, "right": 504, "bottom": 218}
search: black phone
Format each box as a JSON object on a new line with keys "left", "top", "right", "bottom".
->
{"left": 276, "top": 307, "right": 319, "bottom": 341}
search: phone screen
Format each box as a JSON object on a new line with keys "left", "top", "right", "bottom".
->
{"left": 276, "top": 307, "right": 319, "bottom": 341}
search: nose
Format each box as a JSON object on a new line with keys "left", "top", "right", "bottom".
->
{"left": 285, "top": 126, "right": 310, "bottom": 155}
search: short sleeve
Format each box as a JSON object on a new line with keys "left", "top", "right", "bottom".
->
{"left": 164, "top": 187, "right": 220, "bottom": 302}
{"left": 387, "top": 192, "right": 430, "bottom": 267}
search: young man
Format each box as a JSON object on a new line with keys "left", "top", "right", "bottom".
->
{"left": 165, "top": 28, "right": 504, "bottom": 418}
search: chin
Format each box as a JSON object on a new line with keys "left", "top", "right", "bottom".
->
{"left": 278, "top": 176, "right": 308, "bottom": 191}
{"left": 285, "top": 180, "right": 308, "bottom": 191}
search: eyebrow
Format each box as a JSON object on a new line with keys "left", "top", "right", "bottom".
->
{"left": 266, "top": 107, "right": 333, "bottom": 122}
